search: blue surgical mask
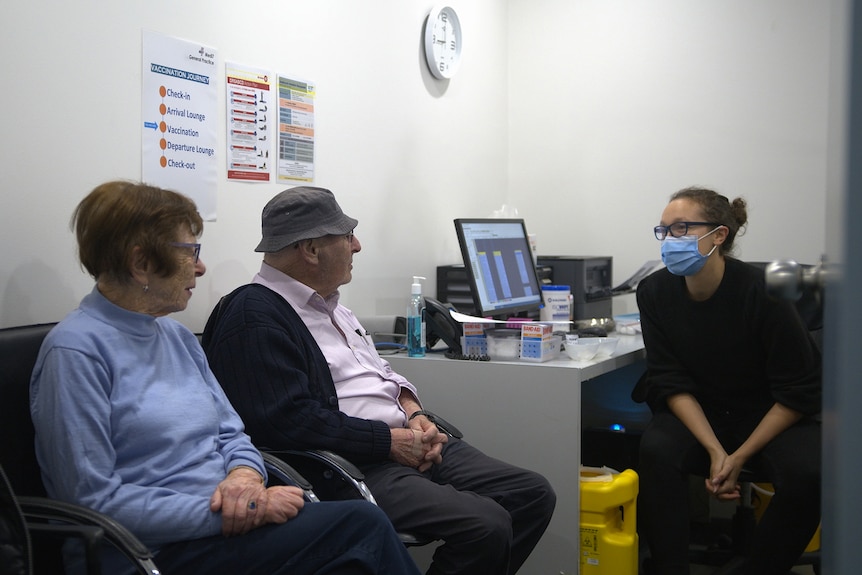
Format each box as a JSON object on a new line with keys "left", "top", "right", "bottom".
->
{"left": 660, "top": 227, "right": 720, "bottom": 276}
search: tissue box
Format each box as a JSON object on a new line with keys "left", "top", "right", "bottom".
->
{"left": 519, "top": 323, "right": 561, "bottom": 362}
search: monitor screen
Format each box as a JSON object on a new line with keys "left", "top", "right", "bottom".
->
{"left": 454, "top": 218, "right": 543, "bottom": 318}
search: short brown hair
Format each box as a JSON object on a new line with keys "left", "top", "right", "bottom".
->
{"left": 72, "top": 180, "right": 203, "bottom": 282}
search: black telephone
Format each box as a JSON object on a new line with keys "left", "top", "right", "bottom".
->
{"left": 424, "top": 297, "right": 462, "bottom": 355}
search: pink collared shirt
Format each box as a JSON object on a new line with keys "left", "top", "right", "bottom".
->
{"left": 254, "top": 262, "right": 419, "bottom": 428}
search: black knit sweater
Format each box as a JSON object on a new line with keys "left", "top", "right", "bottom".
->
{"left": 634, "top": 258, "right": 821, "bottom": 417}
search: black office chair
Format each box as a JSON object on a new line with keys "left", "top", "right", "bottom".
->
{"left": 636, "top": 261, "right": 823, "bottom": 574}
{"left": 1, "top": 463, "right": 30, "bottom": 575}
{"left": 0, "top": 322, "right": 318, "bottom": 574}
{"left": 0, "top": 323, "right": 160, "bottom": 575}
{"left": 2, "top": 460, "right": 159, "bottom": 575}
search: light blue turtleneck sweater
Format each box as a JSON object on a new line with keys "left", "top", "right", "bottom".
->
{"left": 30, "top": 286, "right": 266, "bottom": 550}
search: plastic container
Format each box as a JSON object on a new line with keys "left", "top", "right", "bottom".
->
{"left": 565, "top": 338, "right": 601, "bottom": 361}
{"left": 540, "top": 285, "right": 571, "bottom": 322}
{"left": 485, "top": 328, "right": 521, "bottom": 360}
{"left": 407, "top": 276, "right": 426, "bottom": 357}
{"left": 580, "top": 466, "right": 639, "bottom": 574}
{"left": 594, "top": 337, "right": 620, "bottom": 357}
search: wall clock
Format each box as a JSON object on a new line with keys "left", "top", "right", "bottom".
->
{"left": 424, "top": 6, "right": 462, "bottom": 79}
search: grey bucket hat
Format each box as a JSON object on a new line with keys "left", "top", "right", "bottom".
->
{"left": 255, "top": 186, "right": 358, "bottom": 253}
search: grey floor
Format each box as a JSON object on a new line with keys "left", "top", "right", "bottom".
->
{"left": 640, "top": 543, "right": 819, "bottom": 575}
{"left": 691, "top": 565, "right": 816, "bottom": 575}
{"left": 643, "top": 547, "right": 819, "bottom": 575}
{"left": 642, "top": 529, "right": 820, "bottom": 575}
{"left": 642, "top": 534, "right": 820, "bottom": 575}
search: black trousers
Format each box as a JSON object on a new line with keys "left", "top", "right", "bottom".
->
{"left": 361, "top": 437, "right": 557, "bottom": 575}
{"left": 638, "top": 409, "right": 821, "bottom": 575}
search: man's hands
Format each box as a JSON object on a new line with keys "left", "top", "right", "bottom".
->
{"left": 210, "top": 467, "right": 305, "bottom": 536}
{"left": 390, "top": 414, "right": 448, "bottom": 472}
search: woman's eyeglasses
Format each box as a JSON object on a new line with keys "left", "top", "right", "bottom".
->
{"left": 653, "top": 222, "right": 718, "bottom": 241}
{"left": 170, "top": 242, "right": 201, "bottom": 263}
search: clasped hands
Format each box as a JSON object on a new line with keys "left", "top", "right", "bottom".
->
{"left": 390, "top": 415, "right": 448, "bottom": 472}
{"left": 210, "top": 466, "right": 305, "bottom": 536}
{"left": 705, "top": 450, "right": 746, "bottom": 501}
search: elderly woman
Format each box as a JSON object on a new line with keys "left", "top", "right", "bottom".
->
{"left": 635, "top": 187, "right": 821, "bottom": 575}
{"left": 30, "top": 181, "right": 420, "bottom": 575}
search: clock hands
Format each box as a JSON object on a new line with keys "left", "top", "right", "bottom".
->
{"left": 424, "top": 6, "right": 461, "bottom": 79}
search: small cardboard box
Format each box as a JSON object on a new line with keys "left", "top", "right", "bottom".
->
{"left": 519, "top": 323, "right": 560, "bottom": 362}
{"left": 460, "top": 322, "right": 488, "bottom": 356}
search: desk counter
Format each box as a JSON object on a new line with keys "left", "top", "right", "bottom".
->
{"left": 388, "top": 334, "right": 645, "bottom": 575}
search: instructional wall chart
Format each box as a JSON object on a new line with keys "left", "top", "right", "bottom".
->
{"left": 277, "top": 75, "right": 316, "bottom": 184}
{"left": 142, "top": 30, "right": 218, "bottom": 220}
{"left": 225, "top": 63, "right": 272, "bottom": 182}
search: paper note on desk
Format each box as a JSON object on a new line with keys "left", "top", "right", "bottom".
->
{"left": 449, "top": 310, "right": 571, "bottom": 330}
{"left": 449, "top": 310, "right": 506, "bottom": 324}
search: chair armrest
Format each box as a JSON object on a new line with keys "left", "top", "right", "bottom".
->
{"left": 301, "top": 449, "right": 365, "bottom": 479}
{"left": 261, "top": 452, "right": 319, "bottom": 503}
{"left": 18, "top": 496, "right": 160, "bottom": 575}
{"left": 418, "top": 410, "right": 463, "bottom": 439}
{"left": 263, "top": 450, "right": 441, "bottom": 548}
{"left": 263, "top": 449, "right": 377, "bottom": 504}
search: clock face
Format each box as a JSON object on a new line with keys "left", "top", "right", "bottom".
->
{"left": 424, "top": 6, "right": 462, "bottom": 79}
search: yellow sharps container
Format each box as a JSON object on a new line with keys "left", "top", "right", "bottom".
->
{"left": 579, "top": 466, "right": 639, "bottom": 575}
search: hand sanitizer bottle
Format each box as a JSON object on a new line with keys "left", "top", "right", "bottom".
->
{"left": 407, "top": 276, "right": 426, "bottom": 357}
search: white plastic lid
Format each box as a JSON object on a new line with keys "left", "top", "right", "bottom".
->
{"left": 579, "top": 465, "right": 620, "bottom": 482}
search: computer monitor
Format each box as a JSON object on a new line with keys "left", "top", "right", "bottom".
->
{"left": 454, "top": 218, "right": 543, "bottom": 319}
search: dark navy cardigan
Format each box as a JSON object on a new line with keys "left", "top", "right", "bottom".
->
{"left": 201, "top": 284, "right": 392, "bottom": 464}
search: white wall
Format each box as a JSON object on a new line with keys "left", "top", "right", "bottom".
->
{"left": 0, "top": 0, "right": 510, "bottom": 331}
{"left": 509, "top": 0, "right": 831, "bottom": 314}
{"left": 1, "top": 0, "right": 832, "bottom": 331}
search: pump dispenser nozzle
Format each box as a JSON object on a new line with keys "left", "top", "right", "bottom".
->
{"left": 411, "top": 276, "right": 426, "bottom": 295}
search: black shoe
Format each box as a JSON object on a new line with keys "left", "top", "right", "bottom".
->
{"left": 712, "top": 556, "right": 748, "bottom": 575}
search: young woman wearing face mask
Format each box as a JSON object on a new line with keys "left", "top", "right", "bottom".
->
{"left": 633, "top": 187, "right": 821, "bottom": 575}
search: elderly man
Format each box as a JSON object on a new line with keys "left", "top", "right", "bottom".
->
{"left": 202, "top": 186, "right": 555, "bottom": 575}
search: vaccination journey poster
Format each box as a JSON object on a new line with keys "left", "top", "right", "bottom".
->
{"left": 142, "top": 30, "right": 219, "bottom": 220}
